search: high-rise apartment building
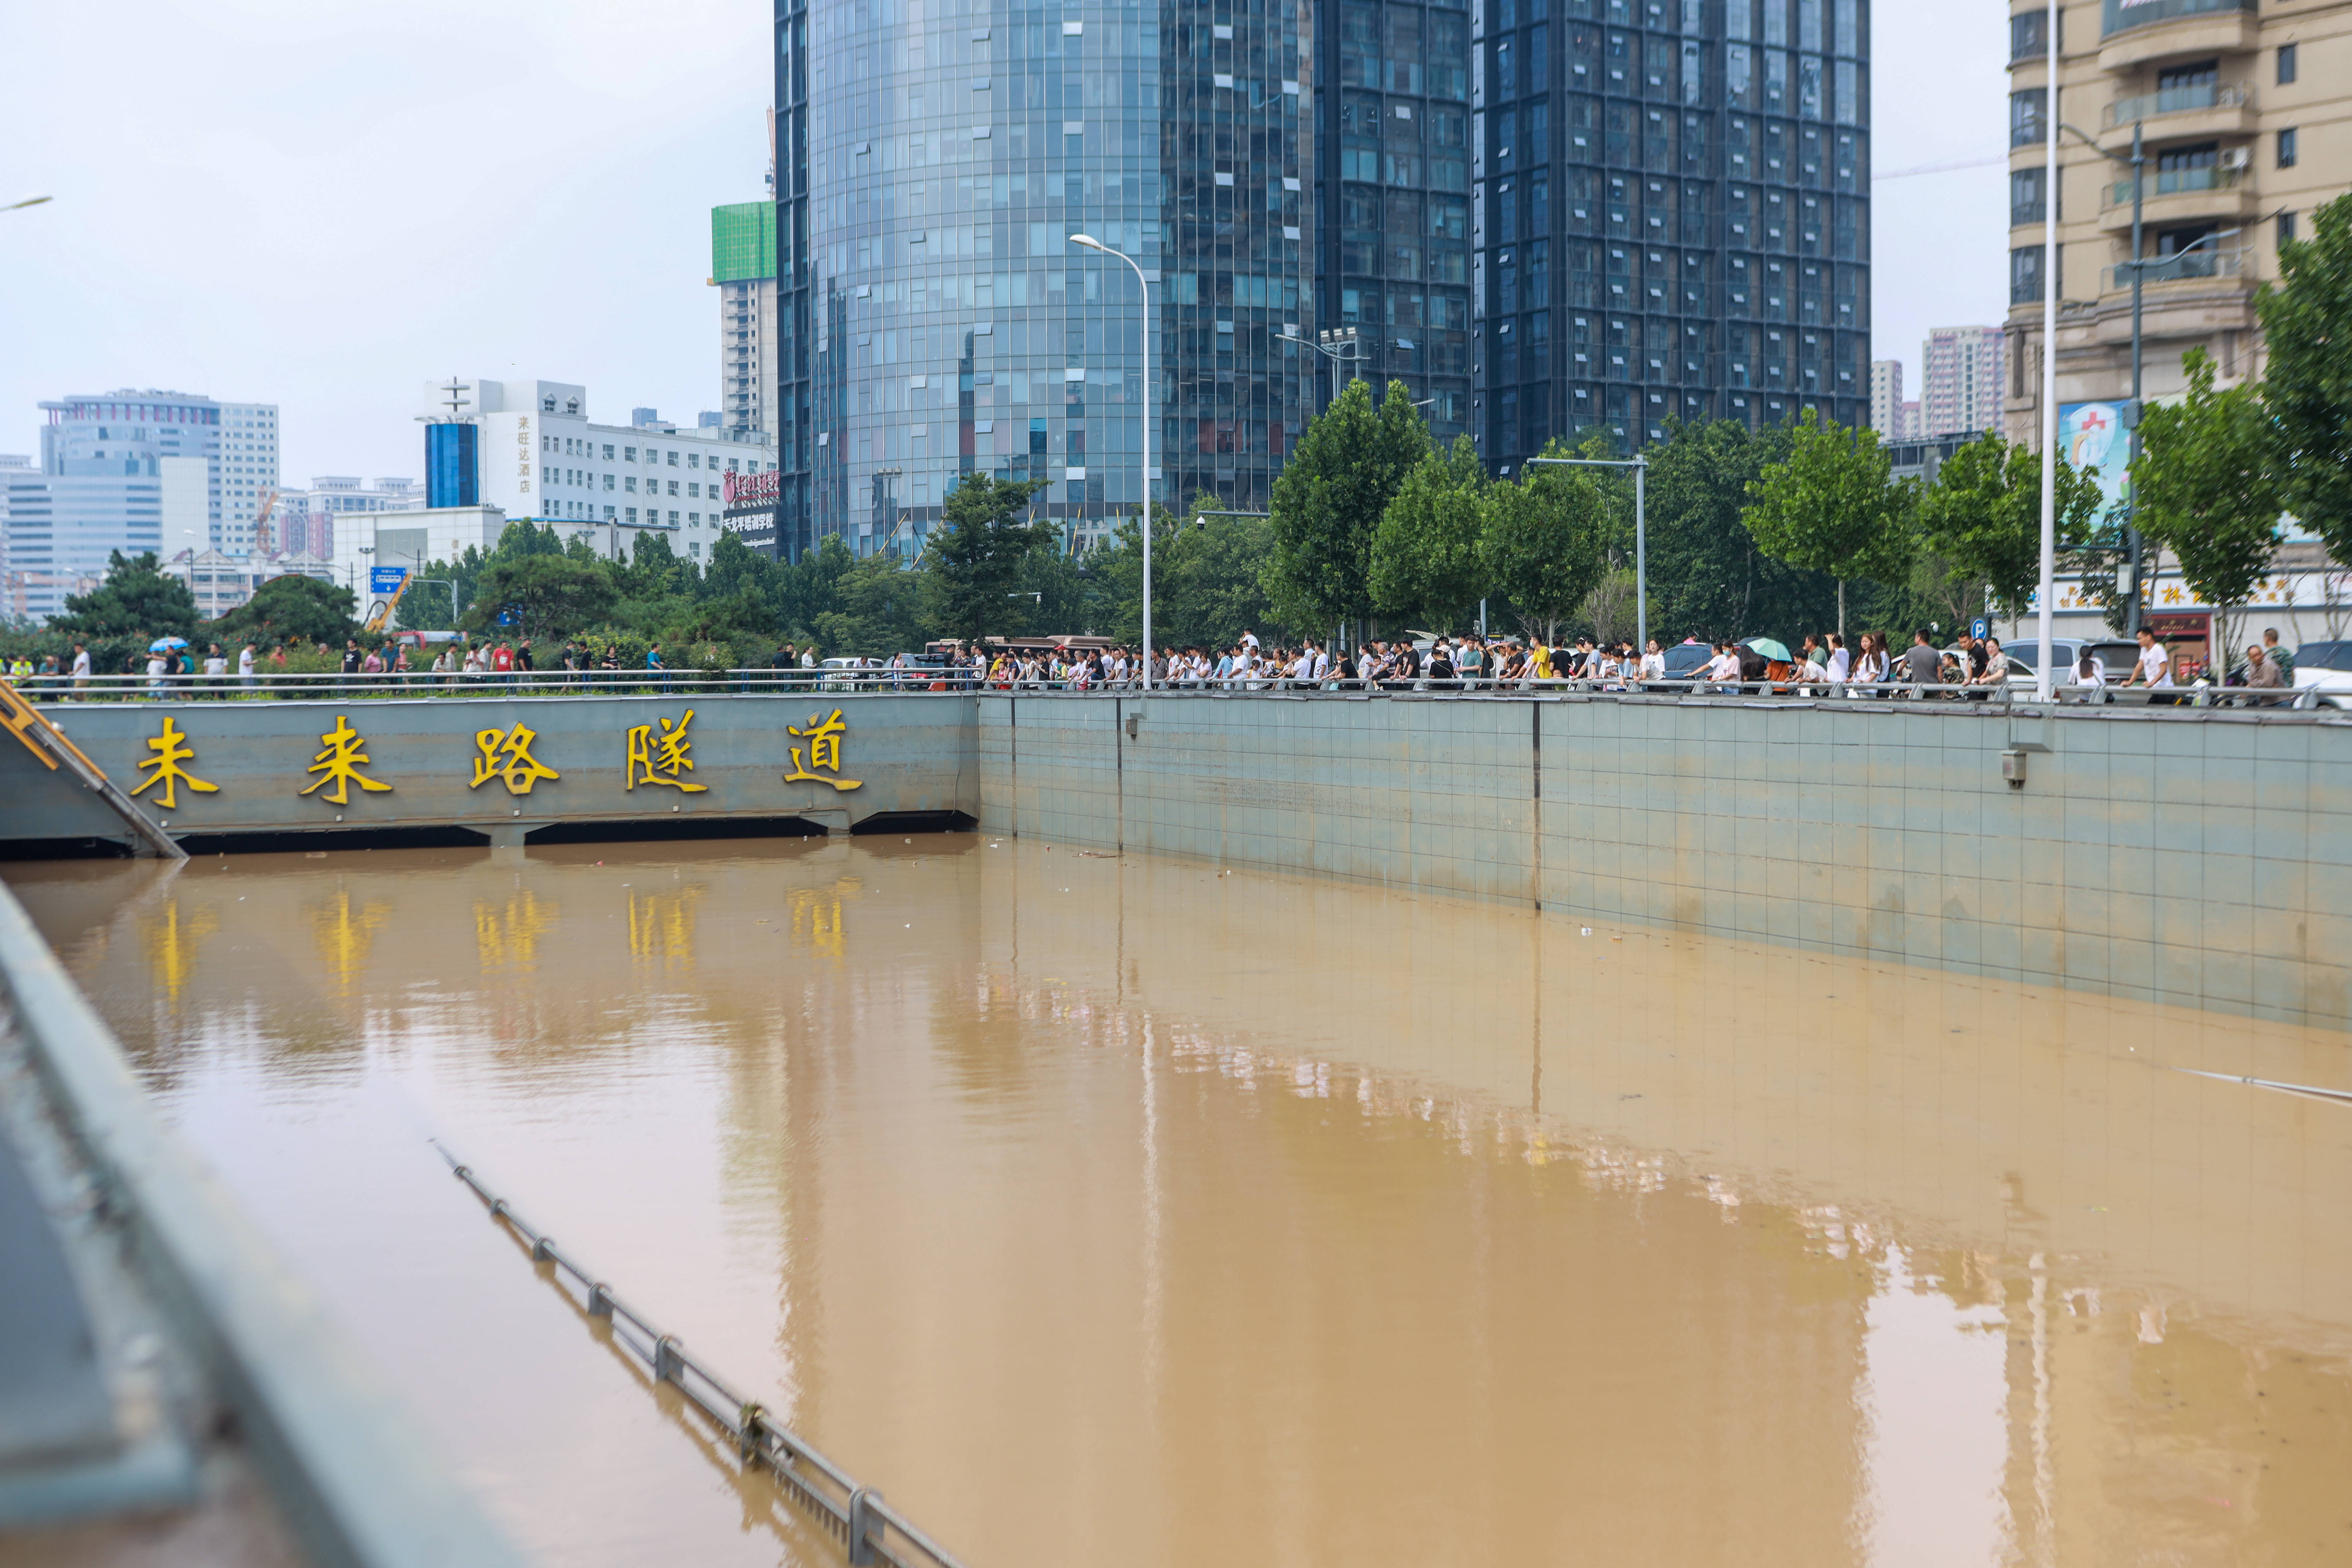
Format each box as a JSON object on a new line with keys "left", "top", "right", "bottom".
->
{"left": 774, "top": 0, "right": 1317, "bottom": 561}
{"left": 1868, "top": 356, "right": 1902, "bottom": 436}
{"left": 1919, "top": 324, "right": 2002, "bottom": 437}
{"left": 2004, "top": 0, "right": 2351, "bottom": 438}
{"left": 714, "top": 201, "right": 781, "bottom": 438}
{"left": 1313, "top": 0, "right": 1475, "bottom": 439}
{"left": 1476, "top": 0, "right": 1872, "bottom": 461}
{"left": 215, "top": 402, "right": 280, "bottom": 553}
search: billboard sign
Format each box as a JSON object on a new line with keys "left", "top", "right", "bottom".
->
{"left": 722, "top": 469, "right": 782, "bottom": 513}
{"left": 721, "top": 468, "right": 780, "bottom": 553}
{"left": 2058, "top": 401, "right": 2131, "bottom": 524}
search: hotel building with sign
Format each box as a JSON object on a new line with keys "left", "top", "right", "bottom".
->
{"left": 2001, "top": 0, "right": 2351, "bottom": 668}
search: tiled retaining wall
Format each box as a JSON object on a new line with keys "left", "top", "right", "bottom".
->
{"left": 979, "top": 692, "right": 2352, "bottom": 1032}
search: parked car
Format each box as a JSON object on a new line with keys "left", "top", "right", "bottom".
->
{"left": 2292, "top": 639, "right": 2352, "bottom": 708}
{"left": 1653, "top": 642, "right": 1716, "bottom": 682}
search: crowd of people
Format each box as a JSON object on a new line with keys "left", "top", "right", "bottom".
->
{"left": 4, "top": 625, "right": 2309, "bottom": 705}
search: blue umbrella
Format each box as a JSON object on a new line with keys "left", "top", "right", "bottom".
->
{"left": 1743, "top": 637, "right": 1793, "bottom": 663}
{"left": 149, "top": 636, "right": 189, "bottom": 652}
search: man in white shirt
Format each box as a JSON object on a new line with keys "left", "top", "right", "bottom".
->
{"left": 2127, "top": 629, "right": 2172, "bottom": 689}
{"left": 1824, "top": 634, "right": 1851, "bottom": 683}
{"left": 69, "top": 641, "right": 91, "bottom": 698}
{"left": 237, "top": 643, "right": 256, "bottom": 691}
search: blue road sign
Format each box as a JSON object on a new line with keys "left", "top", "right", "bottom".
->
{"left": 370, "top": 566, "right": 411, "bottom": 595}
{"left": 1970, "top": 617, "right": 1989, "bottom": 641}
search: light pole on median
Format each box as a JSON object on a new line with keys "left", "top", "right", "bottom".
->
{"left": 1069, "top": 234, "right": 1155, "bottom": 688}
{"left": 1276, "top": 329, "right": 1364, "bottom": 412}
{"left": 1526, "top": 455, "right": 1648, "bottom": 657}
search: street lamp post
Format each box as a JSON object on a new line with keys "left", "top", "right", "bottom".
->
{"left": 1526, "top": 456, "right": 1648, "bottom": 656}
{"left": 2034, "top": 0, "right": 2058, "bottom": 704}
{"left": 1276, "top": 329, "right": 1364, "bottom": 411}
{"left": 1069, "top": 234, "right": 1155, "bottom": 688}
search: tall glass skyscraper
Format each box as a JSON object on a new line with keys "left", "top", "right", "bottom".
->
{"left": 775, "top": 0, "right": 1317, "bottom": 560}
{"left": 1313, "top": 0, "right": 1476, "bottom": 440}
{"left": 1476, "top": 0, "right": 1870, "bottom": 459}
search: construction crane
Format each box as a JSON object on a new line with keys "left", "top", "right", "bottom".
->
{"left": 252, "top": 487, "right": 279, "bottom": 557}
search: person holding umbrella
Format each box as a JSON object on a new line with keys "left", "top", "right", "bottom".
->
{"left": 147, "top": 636, "right": 188, "bottom": 698}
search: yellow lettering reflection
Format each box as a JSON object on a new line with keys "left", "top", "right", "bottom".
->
{"left": 469, "top": 724, "right": 560, "bottom": 796}
{"left": 301, "top": 715, "right": 392, "bottom": 805}
{"left": 625, "top": 711, "right": 708, "bottom": 793}
{"left": 783, "top": 708, "right": 863, "bottom": 791}
{"left": 474, "top": 890, "right": 558, "bottom": 972}
{"left": 312, "top": 889, "right": 390, "bottom": 994}
{"left": 786, "top": 887, "right": 846, "bottom": 959}
{"left": 130, "top": 717, "right": 219, "bottom": 811}
{"left": 139, "top": 902, "right": 218, "bottom": 1010}
{"left": 626, "top": 885, "right": 702, "bottom": 967}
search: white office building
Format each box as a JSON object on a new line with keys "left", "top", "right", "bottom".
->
{"left": 1919, "top": 327, "right": 2003, "bottom": 441}
{"left": 216, "top": 402, "right": 280, "bottom": 553}
{"left": 419, "top": 379, "right": 777, "bottom": 567}
{"left": 1868, "top": 360, "right": 1908, "bottom": 440}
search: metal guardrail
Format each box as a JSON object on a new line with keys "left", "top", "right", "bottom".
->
{"left": 0, "top": 879, "right": 526, "bottom": 1565}
{"left": 438, "top": 1148, "right": 973, "bottom": 1568}
{"left": 10, "top": 670, "right": 2331, "bottom": 713}
{"left": 2102, "top": 80, "right": 2249, "bottom": 128}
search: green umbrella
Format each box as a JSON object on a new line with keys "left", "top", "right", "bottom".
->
{"left": 1743, "top": 637, "right": 1792, "bottom": 662}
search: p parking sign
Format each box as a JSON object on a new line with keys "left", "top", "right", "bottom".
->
{"left": 1970, "top": 617, "right": 1989, "bottom": 641}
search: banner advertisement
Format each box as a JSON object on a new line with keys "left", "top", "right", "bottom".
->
{"left": 721, "top": 469, "right": 781, "bottom": 552}
{"left": 2058, "top": 402, "right": 2131, "bottom": 523}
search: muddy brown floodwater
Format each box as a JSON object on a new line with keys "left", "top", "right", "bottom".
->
{"left": 7, "top": 835, "right": 2350, "bottom": 1567}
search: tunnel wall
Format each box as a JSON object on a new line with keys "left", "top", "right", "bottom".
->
{"left": 8, "top": 693, "right": 978, "bottom": 846}
{"left": 979, "top": 692, "right": 2352, "bottom": 1032}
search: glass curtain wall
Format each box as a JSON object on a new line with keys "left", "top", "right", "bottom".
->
{"left": 1316, "top": 0, "right": 1475, "bottom": 440}
{"left": 1480, "top": 0, "right": 1870, "bottom": 458}
{"left": 797, "top": 0, "right": 1314, "bottom": 557}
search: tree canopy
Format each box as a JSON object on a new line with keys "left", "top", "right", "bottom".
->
{"left": 1370, "top": 436, "right": 1490, "bottom": 632}
{"left": 1914, "top": 430, "right": 2104, "bottom": 620}
{"left": 50, "top": 552, "right": 199, "bottom": 642}
{"left": 921, "top": 475, "right": 1051, "bottom": 641}
{"left": 1742, "top": 408, "right": 1915, "bottom": 630}
{"left": 1262, "top": 378, "right": 1430, "bottom": 630}
{"left": 2255, "top": 192, "right": 2352, "bottom": 568}
{"left": 208, "top": 572, "right": 359, "bottom": 647}
{"left": 2133, "top": 348, "right": 2284, "bottom": 660}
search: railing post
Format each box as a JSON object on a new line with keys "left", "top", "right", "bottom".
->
{"left": 847, "top": 1488, "right": 884, "bottom": 1566}
{"left": 653, "top": 1335, "right": 684, "bottom": 1384}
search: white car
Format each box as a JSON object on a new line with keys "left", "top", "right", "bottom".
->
{"left": 2291, "top": 640, "right": 2352, "bottom": 708}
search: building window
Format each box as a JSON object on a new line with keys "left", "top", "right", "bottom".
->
{"left": 2278, "top": 127, "right": 2298, "bottom": 168}
{"left": 2008, "top": 89, "right": 2045, "bottom": 148}
{"left": 2009, "top": 167, "right": 2046, "bottom": 226}
{"left": 2279, "top": 211, "right": 2298, "bottom": 247}
{"left": 2277, "top": 43, "right": 2297, "bottom": 85}
{"left": 2009, "top": 244, "right": 2044, "bottom": 307}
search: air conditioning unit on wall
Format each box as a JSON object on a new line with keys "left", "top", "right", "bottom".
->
{"left": 2220, "top": 147, "right": 2251, "bottom": 170}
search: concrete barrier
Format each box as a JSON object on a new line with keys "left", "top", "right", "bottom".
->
{"left": 7, "top": 687, "right": 2346, "bottom": 1030}
{"left": 6, "top": 693, "right": 978, "bottom": 847}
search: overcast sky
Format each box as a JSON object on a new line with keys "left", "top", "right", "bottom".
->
{"left": 0, "top": 1, "right": 2005, "bottom": 484}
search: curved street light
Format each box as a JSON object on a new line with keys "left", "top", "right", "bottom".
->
{"left": 1068, "top": 234, "right": 1155, "bottom": 688}
{"left": 3, "top": 196, "right": 53, "bottom": 213}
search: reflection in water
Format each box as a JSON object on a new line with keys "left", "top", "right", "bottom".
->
{"left": 6, "top": 837, "right": 2349, "bottom": 1568}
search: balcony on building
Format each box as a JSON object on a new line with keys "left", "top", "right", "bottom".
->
{"left": 2097, "top": 155, "right": 2254, "bottom": 234}
{"left": 2097, "top": 78, "right": 2255, "bottom": 152}
{"left": 2098, "top": 0, "right": 2257, "bottom": 74}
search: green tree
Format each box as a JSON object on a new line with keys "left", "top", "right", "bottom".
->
{"left": 775, "top": 534, "right": 855, "bottom": 644}
{"left": 1482, "top": 439, "right": 1609, "bottom": 644}
{"left": 2254, "top": 191, "right": 2352, "bottom": 566}
{"left": 462, "top": 554, "right": 619, "bottom": 639}
{"left": 208, "top": 573, "right": 359, "bottom": 647}
{"left": 1263, "top": 378, "right": 1431, "bottom": 633}
{"left": 922, "top": 475, "right": 1050, "bottom": 641}
{"left": 1638, "top": 418, "right": 1836, "bottom": 642}
{"left": 1741, "top": 408, "right": 1915, "bottom": 636}
{"left": 1915, "top": 430, "right": 2104, "bottom": 620}
{"left": 1370, "top": 435, "right": 1490, "bottom": 632}
{"left": 813, "top": 547, "right": 931, "bottom": 656}
{"left": 2133, "top": 348, "right": 2285, "bottom": 673}
{"left": 50, "top": 551, "right": 199, "bottom": 642}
